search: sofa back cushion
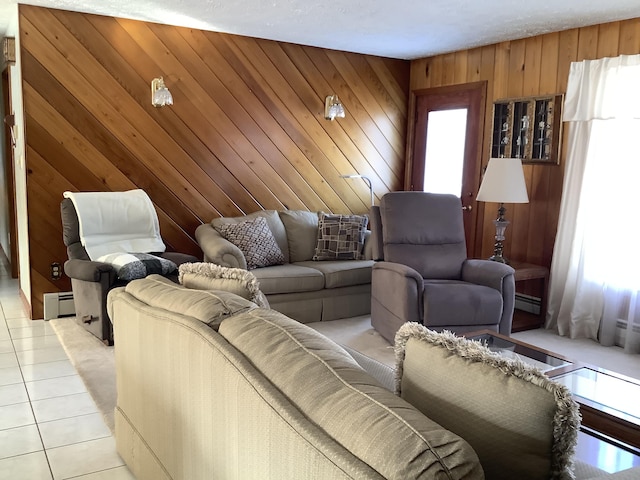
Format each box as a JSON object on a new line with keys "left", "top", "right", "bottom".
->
{"left": 278, "top": 210, "right": 319, "bottom": 262}
{"left": 218, "top": 309, "right": 484, "bottom": 480}
{"left": 212, "top": 210, "right": 289, "bottom": 264}
{"left": 394, "top": 323, "right": 580, "bottom": 480}
{"left": 122, "top": 275, "right": 257, "bottom": 330}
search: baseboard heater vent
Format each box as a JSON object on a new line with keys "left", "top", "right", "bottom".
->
{"left": 43, "top": 292, "right": 75, "bottom": 320}
{"left": 515, "top": 293, "right": 541, "bottom": 315}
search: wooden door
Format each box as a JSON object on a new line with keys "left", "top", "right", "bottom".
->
{"left": 409, "top": 82, "right": 486, "bottom": 257}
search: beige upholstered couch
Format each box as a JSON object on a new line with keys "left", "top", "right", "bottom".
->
{"left": 108, "top": 276, "right": 482, "bottom": 480}
{"left": 195, "top": 210, "right": 374, "bottom": 323}
{"left": 108, "top": 276, "right": 640, "bottom": 480}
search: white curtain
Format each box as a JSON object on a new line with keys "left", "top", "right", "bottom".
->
{"left": 546, "top": 54, "right": 640, "bottom": 354}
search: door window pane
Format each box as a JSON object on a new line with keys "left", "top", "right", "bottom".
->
{"left": 423, "top": 108, "right": 467, "bottom": 196}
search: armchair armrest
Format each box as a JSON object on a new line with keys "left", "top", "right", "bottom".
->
{"left": 195, "top": 223, "right": 247, "bottom": 269}
{"left": 462, "top": 259, "right": 515, "bottom": 336}
{"left": 372, "top": 262, "right": 424, "bottom": 322}
{"left": 64, "top": 258, "right": 117, "bottom": 283}
{"left": 461, "top": 259, "right": 514, "bottom": 292}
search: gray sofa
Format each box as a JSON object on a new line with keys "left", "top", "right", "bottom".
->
{"left": 107, "top": 276, "right": 637, "bottom": 480}
{"left": 195, "top": 209, "right": 374, "bottom": 323}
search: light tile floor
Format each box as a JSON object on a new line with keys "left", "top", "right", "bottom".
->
{"left": 0, "top": 263, "right": 135, "bottom": 479}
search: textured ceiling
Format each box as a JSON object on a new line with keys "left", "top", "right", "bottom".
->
{"left": 1, "top": 0, "right": 640, "bottom": 59}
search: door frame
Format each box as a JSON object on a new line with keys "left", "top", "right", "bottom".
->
{"left": 405, "top": 81, "right": 487, "bottom": 258}
{"left": 2, "top": 67, "right": 19, "bottom": 278}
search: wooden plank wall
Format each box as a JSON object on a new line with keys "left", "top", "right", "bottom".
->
{"left": 19, "top": 5, "right": 409, "bottom": 319}
{"left": 410, "top": 18, "right": 640, "bottom": 270}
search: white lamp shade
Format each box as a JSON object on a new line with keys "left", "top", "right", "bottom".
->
{"left": 476, "top": 158, "right": 529, "bottom": 203}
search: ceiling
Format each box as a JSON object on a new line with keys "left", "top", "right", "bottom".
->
{"left": 1, "top": 0, "right": 640, "bottom": 59}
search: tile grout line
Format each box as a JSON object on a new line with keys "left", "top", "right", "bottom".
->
{"left": 1, "top": 290, "right": 127, "bottom": 480}
{"left": 2, "top": 303, "right": 57, "bottom": 479}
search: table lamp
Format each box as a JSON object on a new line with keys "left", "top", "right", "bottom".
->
{"left": 476, "top": 157, "right": 529, "bottom": 264}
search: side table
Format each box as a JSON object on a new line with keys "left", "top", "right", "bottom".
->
{"left": 509, "top": 261, "right": 549, "bottom": 332}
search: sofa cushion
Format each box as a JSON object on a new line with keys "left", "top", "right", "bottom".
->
{"left": 278, "top": 210, "right": 319, "bottom": 262}
{"left": 212, "top": 210, "right": 289, "bottom": 264}
{"left": 313, "top": 213, "right": 368, "bottom": 261}
{"left": 215, "top": 216, "right": 285, "bottom": 270}
{"left": 250, "top": 264, "right": 324, "bottom": 294}
{"left": 218, "top": 309, "right": 484, "bottom": 480}
{"left": 96, "top": 252, "right": 177, "bottom": 281}
{"left": 123, "top": 275, "right": 257, "bottom": 330}
{"left": 294, "top": 260, "right": 374, "bottom": 289}
{"left": 423, "top": 280, "right": 503, "bottom": 326}
{"left": 394, "top": 323, "right": 580, "bottom": 480}
{"left": 178, "top": 262, "right": 269, "bottom": 308}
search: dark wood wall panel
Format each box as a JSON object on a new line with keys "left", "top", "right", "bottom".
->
{"left": 409, "top": 18, "right": 640, "bottom": 273}
{"left": 19, "top": 5, "right": 409, "bottom": 319}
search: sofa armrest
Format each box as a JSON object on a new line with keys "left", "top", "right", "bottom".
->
{"left": 461, "top": 259, "right": 514, "bottom": 292}
{"left": 64, "top": 258, "right": 117, "bottom": 283}
{"left": 159, "top": 252, "right": 200, "bottom": 266}
{"left": 362, "top": 230, "right": 373, "bottom": 260}
{"left": 195, "top": 223, "right": 247, "bottom": 269}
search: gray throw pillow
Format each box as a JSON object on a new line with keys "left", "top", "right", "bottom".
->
{"left": 215, "top": 216, "right": 285, "bottom": 270}
{"left": 312, "top": 213, "right": 368, "bottom": 261}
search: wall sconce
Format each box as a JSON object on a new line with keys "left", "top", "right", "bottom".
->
{"left": 324, "top": 94, "right": 345, "bottom": 121}
{"left": 151, "top": 77, "right": 173, "bottom": 107}
{"left": 340, "top": 174, "right": 374, "bottom": 206}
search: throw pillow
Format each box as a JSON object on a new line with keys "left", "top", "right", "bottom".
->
{"left": 96, "top": 252, "right": 177, "bottom": 281}
{"left": 313, "top": 213, "right": 368, "bottom": 261}
{"left": 215, "top": 216, "right": 285, "bottom": 270}
{"left": 394, "top": 323, "right": 580, "bottom": 480}
{"left": 125, "top": 275, "right": 257, "bottom": 330}
{"left": 178, "top": 262, "right": 269, "bottom": 308}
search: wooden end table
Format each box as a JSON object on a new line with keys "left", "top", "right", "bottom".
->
{"left": 509, "top": 261, "right": 549, "bottom": 332}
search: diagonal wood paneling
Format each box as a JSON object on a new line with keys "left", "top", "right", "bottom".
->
{"left": 18, "top": 5, "right": 409, "bottom": 318}
{"left": 409, "top": 17, "right": 640, "bottom": 294}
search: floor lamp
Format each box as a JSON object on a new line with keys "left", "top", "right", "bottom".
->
{"left": 476, "top": 158, "right": 529, "bottom": 264}
{"left": 340, "top": 174, "right": 374, "bottom": 206}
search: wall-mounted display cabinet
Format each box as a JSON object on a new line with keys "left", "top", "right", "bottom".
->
{"left": 491, "top": 94, "right": 563, "bottom": 164}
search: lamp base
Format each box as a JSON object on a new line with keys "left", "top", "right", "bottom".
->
{"left": 489, "top": 203, "right": 510, "bottom": 265}
{"left": 488, "top": 253, "right": 510, "bottom": 265}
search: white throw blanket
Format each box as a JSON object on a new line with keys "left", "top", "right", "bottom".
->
{"left": 64, "top": 190, "right": 166, "bottom": 260}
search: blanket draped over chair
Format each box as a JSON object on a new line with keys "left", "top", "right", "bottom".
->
{"left": 63, "top": 189, "right": 165, "bottom": 260}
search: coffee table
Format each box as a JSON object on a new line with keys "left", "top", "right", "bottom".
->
{"left": 466, "top": 330, "right": 640, "bottom": 452}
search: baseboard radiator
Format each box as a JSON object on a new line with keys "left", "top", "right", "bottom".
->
{"left": 43, "top": 292, "right": 76, "bottom": 320}
{"left": 515, "top": 293, "right": 541, "bottom": 315}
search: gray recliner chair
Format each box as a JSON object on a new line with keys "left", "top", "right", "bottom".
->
{"left": 61, "top": 196, "right": 198, "bottom": 345}
{"left": 370, "top": 191, "right": 515, "bottom": 343}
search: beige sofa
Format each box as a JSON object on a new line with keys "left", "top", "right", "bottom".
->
{"left": 195, "top": 210, "right": 374, "bottom": 323}
{"left": 108, "top": 276, "right": 482, "bottom": 480}
{"left": 108, "top": 276, "right": 640, "bottom": 480}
